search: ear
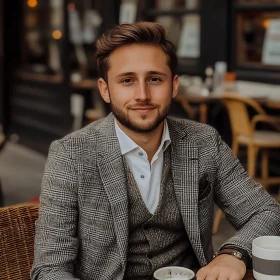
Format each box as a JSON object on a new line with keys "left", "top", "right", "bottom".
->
{"left": 98, "top": 78, "right": 110, "bottom": 103}
{"left": 172, "top": 75, "right": 179, "bottom": 99}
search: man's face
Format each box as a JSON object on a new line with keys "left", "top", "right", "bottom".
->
{"left": 98, "top": 43, "right": 178, "bottom": 133}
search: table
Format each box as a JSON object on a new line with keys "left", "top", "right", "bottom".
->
{"left": 175, "top": 93, "right": 280, "bottom": 123}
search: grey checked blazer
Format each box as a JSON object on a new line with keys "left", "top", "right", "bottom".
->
{"left": 31, "top": 113, "right": 280, "bottom": 280}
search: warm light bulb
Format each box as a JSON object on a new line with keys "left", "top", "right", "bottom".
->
{"left": 263, "top": 19, "right": 269, "bottom": 29}
{"left": 27, "top": 0, "right": 38, "bottom": 8}
{"left": 52, "top": 30, "right": 62, "bottom": 40}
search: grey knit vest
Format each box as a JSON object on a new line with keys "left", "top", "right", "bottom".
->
{"left": 123, "top": 147, "right": 200, "bottom": 280}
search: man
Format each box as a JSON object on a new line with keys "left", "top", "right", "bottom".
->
{"left": 31, "top": 22, "right": 280, "bottom": 280}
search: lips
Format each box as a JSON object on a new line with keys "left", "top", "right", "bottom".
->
{"left": 132, "top": 107, "right": 154, "bottom": 110}
{"left": 131, "top": 107, "right": 155, "bottom": 113}
{"left": 130, "top": 105, "right": 156, "bottom": 110}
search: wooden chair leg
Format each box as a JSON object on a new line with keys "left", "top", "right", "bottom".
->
{"left": 199, "top": 104, "right": 207, "bottom": 123}
{"left": 213, "top": 209, "right": 223, "bottom": 234}
{"left": 247, "top": 144, "right": 256, "bottom": 178}
{"left": 261, "top": 149, "right": 269, "bottom": 189}
{"left": 232, "top": 138, "right": 239, "bottom": 157}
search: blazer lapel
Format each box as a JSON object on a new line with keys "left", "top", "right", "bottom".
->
{"left": 96, "top": 114, "right": 129, "bottom": 267}
{"left": 168, "top": 118, "right": 207, "bottom": 267}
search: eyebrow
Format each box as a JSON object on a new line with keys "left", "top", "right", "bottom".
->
{"left": 116, "top": 71, "right": 168, "bottom": 78}
{"left": 116, "top": 72, "right": 135, "bottom": 78}
{"left": 148, "top": 71, "right": 168, "bottom": 77}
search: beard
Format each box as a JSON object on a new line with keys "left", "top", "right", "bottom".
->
{"left": 110, "top": 99, "right": 172, "bottom": 133}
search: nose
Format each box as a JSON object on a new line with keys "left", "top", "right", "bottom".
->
{"left": 134, "top": 80, "right": 150, "bottom": 101}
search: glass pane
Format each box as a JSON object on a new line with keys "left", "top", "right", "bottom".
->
{"left": 156, "top": 15, "right": 200, "bottom": 59}
{"left": 68, "top": 0, "right": 104, "bottom": 81}
{"left": 119, "top": 0, "right": 139, "bottom": 24}
{"left": 21, "top": 0, "right": 64, "bottom": 77}
{"left": 237, "top": 0, "right": 280, "bottom": 3}
{"left": 237, "top": 11, "right": 280, "bottom": 67}
{"left": 154, "top": 0, "right": 200, "bottom": 9}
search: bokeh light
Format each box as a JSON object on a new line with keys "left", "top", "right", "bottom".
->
{"left": 27, "top": 0, "right": 38, "bottom": 8}
{"left": 52, "top": 30, "right": 62, "bottom": 40}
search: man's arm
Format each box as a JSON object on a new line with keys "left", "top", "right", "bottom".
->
{"left": 197, "top": 130, "right": 280, "bottom": 280}
{"left": 213, "top": 133, "right": 280, "bottom": 253}
{"left": 31, "top": 140, "right": 81, "bottom": 280}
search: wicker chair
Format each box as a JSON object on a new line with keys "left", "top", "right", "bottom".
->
{"left": 0, "top": 203, "right": 39, "bottom": 280}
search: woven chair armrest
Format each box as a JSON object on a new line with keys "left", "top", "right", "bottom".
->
{"left": 0, "top": 202, "right": 40, "bottom": 280}
{"left": 251, "top": 115, "right": 280, "bottom": 132}
{"left": 0, "top": 202, "right": 40, "bottom": 210}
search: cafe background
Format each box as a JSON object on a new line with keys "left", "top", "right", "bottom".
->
{"left": 0, "top": 0, "right": 279, "bottom": 242}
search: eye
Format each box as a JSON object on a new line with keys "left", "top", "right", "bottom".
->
{"left": 149, "top": 77, "right": 162, "bottom": 83}
{"left": 121, "top": 78, "right": 133, "bottom": 84}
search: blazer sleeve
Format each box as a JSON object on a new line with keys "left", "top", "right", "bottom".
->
{"left": 212, "top": 131, "right": 280, "bottom": 257}
{"left": 31, "top": 140, "right": 81, "bottom": 280}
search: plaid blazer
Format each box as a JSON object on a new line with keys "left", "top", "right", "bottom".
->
{"left": 31, "top": 113, "right": 280, "bottom": 280}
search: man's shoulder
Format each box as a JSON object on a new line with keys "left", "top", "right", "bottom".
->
{"left": 61, "top": 118, "right": 105, "bottom": 142}
{"left": 167, "top": 116, "right": 219, "bottom": 141}
{"left": 51, "top": 115, "right": 112, "bottom": 154}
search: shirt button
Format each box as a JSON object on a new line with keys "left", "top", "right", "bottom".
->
{"left": 139, "top": 152, "right": 143, "bottom": 156}
{"left": 140, "top": 174, "right": 145, "bottom": 179}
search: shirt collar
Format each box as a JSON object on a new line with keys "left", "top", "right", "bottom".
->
{"left": 114, "top": 119, "right": 171, "bottom": 156}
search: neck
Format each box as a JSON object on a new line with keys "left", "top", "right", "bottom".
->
{"left": 116, "top": 120, "right": 165, "bottom": 162}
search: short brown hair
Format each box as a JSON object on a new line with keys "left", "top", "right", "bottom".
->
{"left": 96, "top": 22, "right": 177, "bottom": 82}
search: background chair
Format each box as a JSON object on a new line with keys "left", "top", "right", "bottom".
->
{"left": 213, "top": 93, "right": 280, "bottom": 234}
{"left": 174, "top": 95, "right": 198, "bottom": 120}
{"left": 0, "top": 203, "right": 39, "bottom": 280}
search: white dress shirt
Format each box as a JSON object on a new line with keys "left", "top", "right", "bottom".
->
{"left": 115, "top": 119, "right": 171, "bottom": 214}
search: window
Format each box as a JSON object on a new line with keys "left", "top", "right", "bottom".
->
{"left": 236, "top": 11, "right": 280, "bottom": 68}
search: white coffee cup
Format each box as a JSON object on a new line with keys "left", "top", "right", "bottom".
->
{"left": 252, "top": 236, "right": 280, "bottom": 280}
{"left": 153, "top": 266, "right": 195, "bottom": 280}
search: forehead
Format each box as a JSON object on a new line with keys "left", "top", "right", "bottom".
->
{"left": 107, "top": 43, "right": 171, "bottom": 76}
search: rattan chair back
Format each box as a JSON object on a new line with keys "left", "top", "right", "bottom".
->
{"left": 222, "top": 93, "right": 266, "bottom": 139}
{"left": 0, "top": 203, "right": 39, "bottom": 280}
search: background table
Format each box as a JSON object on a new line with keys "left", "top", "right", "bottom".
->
{"left": 175, "top": 93, "right": 280, "bottom": 124}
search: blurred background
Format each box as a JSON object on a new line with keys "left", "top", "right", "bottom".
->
{"left": 0, "top": 0, "right": 280, "bottom": 244}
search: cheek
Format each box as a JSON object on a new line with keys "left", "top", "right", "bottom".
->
{"left": 153, "top": 88, "right": 172, "bottom": 101}
{"left": 110, "top": 85, "right": 136, "bottom": 101}
{"left": 109, "top": 92, "right": 130, "bottom": 107}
